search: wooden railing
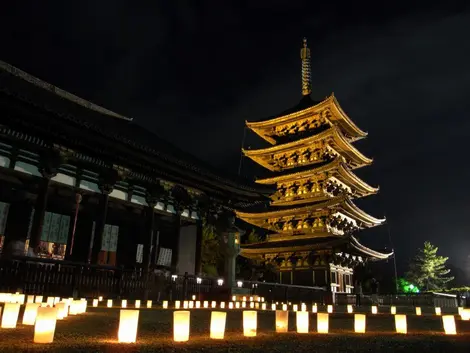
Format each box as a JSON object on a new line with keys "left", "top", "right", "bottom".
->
{"left": 335, "top": 292, "right": 459, "bottom": 307}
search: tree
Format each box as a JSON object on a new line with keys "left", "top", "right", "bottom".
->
{"left": 201, "top": 220, "right": 222, "bottom": 276}
{"left": 405, "top": 241, "right": 454, "bottom": 291}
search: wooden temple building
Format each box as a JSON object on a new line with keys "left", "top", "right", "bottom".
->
{"left": 236, "top": 39, "right": 392, "bottom": 294}
{"left": 0, "top": 59, "right": 270, "bottom": 278}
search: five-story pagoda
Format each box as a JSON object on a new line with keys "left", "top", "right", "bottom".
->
{"left": 236, "top": 39, "right": 392, "bottom": 294}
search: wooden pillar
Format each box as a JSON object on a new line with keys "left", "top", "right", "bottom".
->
{"left": 142, "top": 203, "right": 155, "bottom": 273}
{"left": 194, "top": 219, "right": 203, "bottom": 275}
{"left": 90, "top": 188, "right": 111, "bottom": 264}
{"left": 29, "top": 177, "right": 52, "bottom": 252}
{"left": 171, "top": 214, "right": 181, "bottom": 272}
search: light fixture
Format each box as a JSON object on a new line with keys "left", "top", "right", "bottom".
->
{"left": 196, "top": 277, "right": 202, "bottom": 284}
{"left": 22, "top": 303, "right": 40, "bottom": 325}
{"left": 173, "top": 311, "right": 190, "bottom": 342}
{"left": 34, "top": 307, "right": 58, "bottom": 343}
{"left": 296, "top": 311, "right": 309, "bottom": 333}
{"left": 217, "top": 279, "right": 224, "bottom": 286}
{"left": 171, "top": 274, "right": 177, "bottom": 281}
{"left": 395, "top": 315, "right": 407, "bottom": 334}
{"left": 210, "top": 311, "right": 227, "bottom": 339}
{"left": 237, "top": 281, "right": 243, "bottom": 288}
{"left": 1, "top": 303, "right": 20, "bottom": 328}
{"left": 243, "top": 311, "right": 257, "bottom": 337}
{"left": 354, "top": 314, "right": 366, "bottom": 333}
{"left": 118, "top": 310, "right": 139, "bottom": 343}
{"left": 317, "top": 313, "right": 329, "bottom": 333}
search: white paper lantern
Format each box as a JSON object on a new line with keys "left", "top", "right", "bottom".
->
{"left": 118, "top": 310, "right": 139, "bottom": 343}
{"left": 296, "top": 311, "right": 309, "bottom": 333}
{"left": 210, "top": 311, "right": 227, "bottom": 339}
{"left": 354, "top": 314, "right": 366, "bottom": 333}
{"left": 173, "top": 311, "right": 190, "bottom": 342}
{"left": 34, "top": 307, "right": 58, "bottom": 344}
{"left": 23, "top": 303, "right": 40, "bottom": 325}
{"left": 243, "top": 310, "right": 257, "bottom": 337}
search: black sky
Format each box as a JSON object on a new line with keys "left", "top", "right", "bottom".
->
{"left": 1, "top": 1, "right": 470, "bottom": 277}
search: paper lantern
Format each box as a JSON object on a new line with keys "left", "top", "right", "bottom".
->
{"left": 98, "top": 296, "right": 103, "bottom": 301}
{"left": 395, "top": 314, "right": 407, "bottom": 334}
{"left": 34, "top": 307, "right": 58, "bottom": 343}
{"left": 458, "top": 307, "right": 463, "bottom": 315}
{"left": 461, "top": 309, "right": 470, "bottom": 320}
{"left": 250, "top": 302, "right": 254, "bottom": 309}
{"left": 232, "top": 295, "right": 236, "bottom": 301}
{"left": 236, "top": 302, "right": 240, "bottom": 309}
{"left": 243, "top": 296, "right": 247, "bottom": 302}
{"left": 147, "top": 300, "right": 152, "bottom": 308}
{"left": 257, "top": 297, "right": 261, "bottom": 302}
{"left": 1, "top": 303, "right": 20, "bottom": 328}
{"left": 183, "top": 301, "right": 189, "bottom": 309}
{"left": 210, "top": 311, "right": 227, "bottom": 339}
{"left": 80, "top": 299, "right": 87, "bottom": 313}
{"left": 371, "top": 306, "right": 378, "bottom": 314}
{"left": 327, "top": 305, "right": 333, "bottom": 313}
{"left": 317, "top": 313, "right": 329, "bottom": 333}
{"left": 282, "top": 304, "right": 287, "bottom": 311}
{"left": 296, "top": 311, "right": 309, "bottom": 333}
{"left": 203, "top": 301, "right": 209, "bottom": 308}
{"left": 243, "top": 310, "right": 257, "bottom": 337}
{"left": 122, "top": 300, "right": 127, "bottom": 308}
{"left": 249, "top": 296, "right": 253, "bottom": 302}
{"left": 242, "top": 302, "right": 246, "bottom": 308}
{"left": 228, "top": 302, "right": 233, "bottom": 309}
{"left": 354, "top": 314, "right": 366, "bottom": 333}
{"left": 27, "top": 295, "right": 35, "bottom": 304}
{"left": 23, "top": 303, "right": 40, "bottom": 325}
{"left": 415, "top": 307, "right": 421, "bottom": 316}
{"left": 293, "top": 304, "right": 298, "bottom": 312}
{"left": 55, "top": 303, "right": 66, "bottom": 320}
{"left": 261, "top": 303, "right": 267, "bottom": 310}
{"left": 391, "top": 306, "right": 396, "bottom": 315}
{"left": 347, "top": 305, "right": 353, "bottom": 313}
{"left": 192, "top": 295, "right": 196, "bottom": 300}
{"left": 276, "top": 310, "right": 289, "bottom": 333}
{"left": 301, "top": 303, "right": 307, "bottom": 312}
{"left": 195, "top": 301, "right": 201, "bottom": 309}
{"left": 261, "top": 297, "right": 265, "bottom": 302}
{"left": 442, "top": 315, "right": 456, "bottom": 335}
{"left": 135, "top": 300, "right": 141, "bottom": 309}
{"left": 173, "top": 311, "right": 190, "bottom": 342}
{"left": 435, "top": 307, "right": 441, "bottom": 315}
{"left": 46, "top": 297, "right": 54, "bottom": 307}
{"left": 107, "top": 299, "right": 113, "bottom": 308}
{"left": 163, "top": 301, "right": 168, "bottom": 309}
{"left": 92, "top": 299, "right": 99, "bottom": 307}
{"left": 271, "top": 304, "right": 276, "bottom": 311}
{"left": 53, "top": 297, "right": 60, "bottom": 305}
{"left": 69, "top": 301, "right": 80, "bottom": 315}
{"left": 35, "top": 295, "right": 43, "bottom": 304}
{"left": 220, "top": 302, "right": 226, "bottom": 309}
{"left": 312, "top": 305, "right": 317, "bottom": 313}
{"left": 175, "top": 301, "right": 180, "bottom": 309}
{"left": 211, "top": 301, "right": 216, "bottom": 308}
{"left": 118, "top": 310, "right": 139, "bottom": 343}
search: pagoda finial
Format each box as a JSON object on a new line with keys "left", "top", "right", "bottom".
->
{"left": 300, "top": 37, "right": 312, "bottom": 96}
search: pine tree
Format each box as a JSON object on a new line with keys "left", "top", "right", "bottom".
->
{"left": 201, "top": 220, "right": 221, "bottom": 276}
{"left": 405, "top": 241, "right": 454, "bottom": 291}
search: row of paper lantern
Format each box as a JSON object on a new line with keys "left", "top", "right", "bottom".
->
{"left": 116, "top": 309, "right": 460, "bottom": 343}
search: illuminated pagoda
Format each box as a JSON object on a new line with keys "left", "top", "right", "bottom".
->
{"left": 236, "top": 39, "right": 392, "bottom": 294}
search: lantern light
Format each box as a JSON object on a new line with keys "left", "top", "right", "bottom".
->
{"left": 282, "top": 304, "right": 288, "bottom": 311}
{"left": 317, "top": 313, "right": 329, "bottom": 334}
{"left": 188, "top": 301, "right": 194, "bottom": 309}
{"left": 55, "top": 303, "right": 67, "bottom": 320}
{"left": 261, "top": 303, "right": 267, "bottom": 310}
{"left": 347, "top": 305, "right": 353, "bottom": 313}
{"left": 196, "top": 277, "right": 202, "bottom": 284}
{"left": 237, "top": 281, "right": 243, "bottom": 288}
{"left": 296, "top": 311, "right": 309, "bottom": 333}
{"left": 68, "top": 301, "right": 80, "bottom": 315}
{"left": 220, "top": 302, "right": 226, "bottom": 309}
{"left": 175, "top": 301, "right": 181, "bottom": 309}
{"left": 243, "top": 310, "right": 257, "bottom": 337}
{"left": 242, "top": 302, "right": 246, "bottom": 308}
{"left": 147, "top": 300, "right": 152, "bottom": 308}
{"left": 391, "top": 306, "right": 397, "bottom": 315}
{"left": 203, "top": 301, "right": 209, "bottom": 308}
{"left": 235, "top": 302, "right": 240, "bottom": 309}
{"left": 107, "top": 299, "right": 113, "bottom": 308}
{"left": 354, "top": 314, "right": 366, "bottom": 333}
{"left": 27, "top": 295, "right": 35, "bottom": 304}
{"left": 276, "top": 310, "right": 288, "bottom": 333}
{"left": 250, "top": 302, "right": 255, "bottom": 309}
{"left": 1, "top": 303, "right": 20, "bottom": 328}
{"left": 196, "top": 301, "right": 201, "bottom": 309}
{"left": 271, "top": 304, "right": 276, "bottom": 311}
{"left": 243, "top": 296, "right": 247, "bottom": 302}
{"left": 301, "top": 303, "right": 307, "bottom": 312}
{"left": 135, "top": 300, "right": 141, "bottom": 309}
{"left": 442, "top": 315, "right": 456, "bottom": 335}
{"left": 217, "top": 279, "right": 224, "bottom": 286}
{"left": 34, "top": 307, "right": 58, "bottom": 344}
{"left": 92, "top": 299, "right": 99, "bottom": 307}
{"left": 229, "top": 302, "right": 234, "bottom": 309}
{"left": 293, "top": 304, "right": 298, "bottom": 312}
{"left": 249, "top": 296, "right": 254, "bottom": 302}
{"left": 327, "top": 305, "right": 333, "bottom": 313}
{"left": 312, "top": 305, "right": 318, "bottom": 313}
{"left": 371, "top": 306, "right": 378, "bottom": 314}
{"left": 183, "top": 301, "right": 189, "bottom": 309}
{"left": 118, "top": 310, "right": 139, "bottom": 343}
{"left": 415, "top": 307, "right": 422, "bottom": 316}
{"left": 173, "top": 311, "right": 190, "bottom": 342}
{"left": 163, "top": 301, "right": 168, "bottom": 309}
{"left": 395, "top": 314, "right": 407, "bottom": 334}
{"left": 35, "top": 296, "right": 43, "bottom": 304}
{"left": 23, "top": 303, "right": 40, "bottom": 325}
{"left": 211, "top": 301, "right": 216, "bottom": 308}
{"left": 121, "top": 300, "right": 127, "bottom": 308}
{"left": 210, "top": 311, "right": 227, "bottom": 339}
{"left": 232, "top": 295, "right": 236, "bottom": 301}
{"left": 192, "top": 295, "right": 196, "bottom": 301}
{"left": 458, "top": 307, "right": 463, "bottom": 315}
{"left": 461, "top": 309, "right": 470, "bottom": 320}
{"left": 98, "top": 296, "right": 103, "bottom": 301}
{"left": 435, "top": 307, "right": 441, "bottom": 315}
{"left": 46, "top": 297, "right": 54, "bottom": 307}
{"left": 171, "top": 274, "right": 177, "bottom": 281}
{"left": 53, "top": 297, "right": 60, "bottom": 305}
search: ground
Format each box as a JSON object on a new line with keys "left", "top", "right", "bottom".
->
{"left": 0, "top": 306, "right": 469, "bottom": 352}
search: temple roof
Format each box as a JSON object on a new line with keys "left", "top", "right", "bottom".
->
{"left": 246, "top": 94, "right": 367, "bottom": 145}
{"left": 0, "top": 60, "right": 272, "bottom": 204}
{"left": 240, "top": 235, "right": 393, "bottom": 260}
{"left": 243, "top": 126, "right": 372, "bottom": 171}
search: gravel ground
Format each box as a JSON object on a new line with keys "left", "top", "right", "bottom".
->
{"left": 0, "top": 307, "right": 468, "bottom": 352}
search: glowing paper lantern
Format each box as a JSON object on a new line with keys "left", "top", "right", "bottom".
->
{"left": 53, "top": 297, "right": 60, "bottom": 305}
{"left": 80, "top": 299, "right": 87, "bottom": 313}
{"left": 312, "top": 305, "right": 318, "bottom": 313}
{"left": 135, "top": 300, "right": 141, "bottom": 309}
{"left": 249, "top": 296, "right": 253, "bottom": 302}
{"left": 55, "top": 303, "right": 66, "bottom": 320}
{"left": 243, "top": 296, "right": 247, "bottom": 302}
{"left": 34, "top": 307, "right": 58, "bottom": 343}
{"left": 203, "top": 301, "right": 209, "bottom": 308}
{"left": 192, "top": 295, "right": 196, "bottom": 300}
{"left": 220, "top": 302, "right": 226, "bottom": 309}
{"left": 354, "top": 314, "right": 366, "bottom": 333}
{"left": 327, "top": 305, "right": 333, "bottom": 313}
{"left": 195, "top": 301, "right": 201, "bottom": 309}
{"left": 458, "top": 307, "right": 463, "bottom": 315}
{"left": 301, "top": 303, "right": 307, "bottom": 312}
{"left": 183, "top": 301, "right": 189, "bottom": 309}
{"left": 229, "top": 302, "right": 234, "bottom": 309}
{"left": 69, "top": 301, "right": 80, "bottom": 315}
{"left": 122, "top": 299, "right": 127, "bottom": 308}
{"left": 242, "top": 302, "right": 246, "bottom": 308}
{"left": 415, "top": 307, "right": 421, "bottom": 316}
{"left": 391, "top": 306, "right": 396, "bottom": 315}
{"left": 1, "top": 303, "right": 20, "bottom": 328}
{"left": 35, "top": 296, "right": 43, "bottom": 304}
{"left": 147, "top": 300, "right": 152, "bottom": 308}
{"left": 271, "top": 304, "right": 276, "bottom": 311}
{"left": 282, "top": 304, "right": 287, "bottom": 311}
{"left": 162, "top": 301, "right": 168, "bottom": 309}
{"left": 173, "top": 311, "right": 190, "bottom": 342}
{"left": 296, "top": 311, "right": 309, "bottom": 333}
{"left": 98, "top": 296, "right": 103, "bottom": 301}
{"left": 243, "top": 310, "right": 257, "bottom": 337}
{"left": 255, "top": 303, "right": 259, "bottom": 309}
{"left": 395, "top": 314, "right": 407, "bottom": 334}
{"left": 276, "top": 310, "right": 288, "bottom": 333}
{"left": 371, "top": 306, "right": 378, "bottom": 314}
{"left": 27, "top": 295, "right": 35, "bottom": 304}
{"left": 461, "top": 309, "right": 470, "bottom": 320}
{"left": 211, "top": 301, "right": 216, "bottom": 308}
{"left": 442, "top": 315, "right": 456, "bottom": 335}
{"left": 262, "top": 303, "right": 267, "bottom": 310}
{"left": 175, "top": 301, "right": 180, "bottom": 309}
{"left": 107, "top": 299, "right": 113, "bottom": 308}
{"left": 210, "top": 311, "right": 227, "bottom": 339}
{"left": 46, "top": 297, "right": 54, "bottom": 307}
{"left": 293, "top": 304, "right": 298, "bottom": 312}
{"left": 435, "top": 307, "right": 441, "bottom": 315}
{"left": 118, "top": 310, "right": 139, "bottom": 343}
{"left": 250, "top": 302, "right": 254, "bottom": 309}
{"left": 347, "top": 305, "right": 353, "bottom": 313}
{"left": 92, "top": 299, "right": 98, "bottom": 307}
{"left": 317, "top": 313, "right": 329, "bottom": 333}
{"left": 232, "top": 295, "right": 236, "bottom": 301}
{"left": 23, "top": 303, "right": 40, "bottom": 325}
{"left": 236, "top": 302, "right": 240, "bottom": 309}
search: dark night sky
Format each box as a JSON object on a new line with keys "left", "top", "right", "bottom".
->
{"left": 1, "top": 1, "right": 470, "bottom": 277}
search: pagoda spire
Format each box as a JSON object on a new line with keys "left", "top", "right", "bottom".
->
{"left": 300, "top": 37, "right": 312, "bottom": 96}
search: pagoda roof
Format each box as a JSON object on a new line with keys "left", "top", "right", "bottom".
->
{"left": 256, "top": 157, "right": 378, "bottom": 197}
{"left": 242, "top": 126, "right": 372, "bottom": 172}
{"left": 236, "top": 196, "right": 385, "bottom": 228}
{"left": 0, "top": 60, "right": 272, "bottom": 205}
{"left": 240, "top": 235, "right": 392, "bottom": 260}
{"left": 246, "top": 94, "right": 367, "bottom": 145}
